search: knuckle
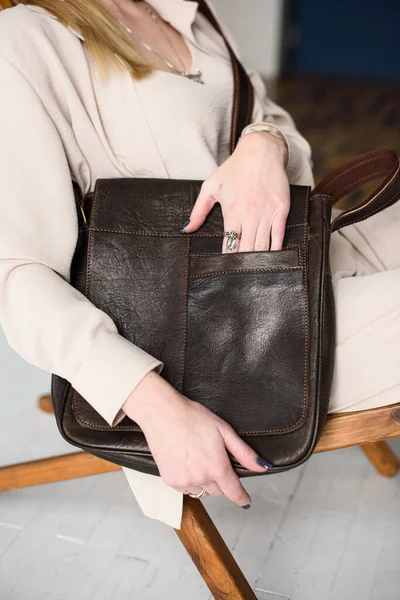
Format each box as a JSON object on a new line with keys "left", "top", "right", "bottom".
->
{"left": 277, "top": 213, "right": 289, "bottom": 226}
{"left": 212, "top": 488, "right": 224, "bottom": 497}
{"left": 241, "top": 444, "right": 256, "bottom": 461}
{"left": 213, "top": 463, "right": 230, "bottom": 480}
{"left": 230, "top": 490, "right": 246, "bottom": 504}
{"left": 272, "top": 198, "right": 289, "bottom": 215}
{"left": 220, "top": 421, "right": 234, "bottom": 435}
{"left": 196, "top": 472, "right": 209, "bottom": 486}
{"left": 273, "top": 222, "right": 287, "bottom": 237}
{"left": 254, "top": 239, "right": 270, "bottom": 251}
{"left": 281, "top": 204, "right": 290, "bottom": 217}
{"left": 265, "top": 193, "right": 281, "bottom": 207}
{"left": 201, "top": 180, "right": 212, "bottom": 194}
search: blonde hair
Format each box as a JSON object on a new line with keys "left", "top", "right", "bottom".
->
{"left": 19, "top": 0, "right": 153, "bottom": 80}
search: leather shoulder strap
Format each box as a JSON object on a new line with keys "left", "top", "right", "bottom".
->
{"left": 196, "top": 0, "right": 254, "bottom": 153}
{"left": 312, "top": 149, "right": 400, "bottom": 232}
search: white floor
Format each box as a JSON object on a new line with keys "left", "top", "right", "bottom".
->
{"left": 1, "top": 329, "right": 400, "bottom": 600}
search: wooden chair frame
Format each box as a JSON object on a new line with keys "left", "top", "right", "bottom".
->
{"left": 1, "top": 2, "right": 399, "bottom": 597}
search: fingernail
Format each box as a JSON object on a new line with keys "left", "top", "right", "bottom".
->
{"left": 256, "top": 457, "right": 273, "bottom": 470}
{"left": 180, "top": 219, "right": 190, "bottom": 233}
{"left": 241, "top": 504, "right": 251, "bottom": 510}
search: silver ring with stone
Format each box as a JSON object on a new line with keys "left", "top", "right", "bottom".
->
{"left": 224, "top": 230, "right": 241, "bottom": 252}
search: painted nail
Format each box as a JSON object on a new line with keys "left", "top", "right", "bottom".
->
{"left": 180, "top": 219, "right": 190, "bottom": 233}
{"left": 241, "top": 504, "right": 251, "bottom": 510}
{"left": 256, "top": 457, "right": 273, "bottom": 470}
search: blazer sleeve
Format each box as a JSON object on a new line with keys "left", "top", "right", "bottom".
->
{"left": 0, "top": 57, "right": 164, "bottom": 427}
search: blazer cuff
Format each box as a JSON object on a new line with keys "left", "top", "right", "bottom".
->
{"left": 71, "top": 331, "right": 164, "bottom": 427}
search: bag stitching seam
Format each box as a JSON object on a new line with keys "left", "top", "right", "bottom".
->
{"left": 85, "top": 224, "right": 304, "bottom": 236}
{"left": 84, "top": 179, "right": 100, "bottom": 298}
{"left": 180, "top": 237, "right": 190, "bottom": 393}
{"left": 317, "top": 156, "right": 392, "bottom": 191}
{"left": 329, "top": 169, "right": 389, "bottom": 197}
{"left": 189, "top": 266, "right": 302, "bottom": 279}
{"left": 190, "top": 245, "right": 301, "bottom": 257}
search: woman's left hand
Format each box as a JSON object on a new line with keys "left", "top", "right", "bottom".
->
{"left": 181, "top": 132, "right": 290, "bottom": 253}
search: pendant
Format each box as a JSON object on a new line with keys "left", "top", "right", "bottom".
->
{"left": 184, "top": 69, "right": 204, "bottom": 84}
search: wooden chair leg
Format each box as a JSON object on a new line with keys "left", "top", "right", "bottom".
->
{"left": 360, "top": 441, "right": 400, "bottom": 477}
{"left": 175, "top": 496, "right": 257, "bottom": 600}
{"left": 38, "top": 394, "right": 54, "bottom": 414}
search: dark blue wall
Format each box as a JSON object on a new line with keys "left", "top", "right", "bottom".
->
{"left": 293, "top": 0, "right": 400, "bottom": 78}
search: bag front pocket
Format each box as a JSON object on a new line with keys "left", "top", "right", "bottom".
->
{"left": 183, "top": 248, "right": 308, "bottom": 435}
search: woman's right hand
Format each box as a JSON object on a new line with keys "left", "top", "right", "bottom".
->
{"left": 123, "top": 370, "right": 271, "bottom": 507}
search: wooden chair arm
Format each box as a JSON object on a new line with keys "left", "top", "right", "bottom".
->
{"left": 315, "top": 402, "right": 400, "bottom": 453}
{"left": 1, "top": 402, "right": 399, "bottom": 492}
{"left": 0, "top": 1, "right": 15, "bottom": 10}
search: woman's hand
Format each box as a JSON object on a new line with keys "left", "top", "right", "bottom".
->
{"left": 182, "top": 132, "right": 290, "bottom": 253}
{"left": 123, "top": 370, "right": 271, "bottom": 507}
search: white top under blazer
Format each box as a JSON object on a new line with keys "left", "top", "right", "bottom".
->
{"left": 0, "top": 0, "right": 313, "bottom": 527}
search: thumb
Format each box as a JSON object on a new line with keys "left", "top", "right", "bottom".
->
{"left": 220, "top": 424, "right": 273, "bottom": 473}
{"left": 182, "top": 182, "right": 217, "bottom": 233}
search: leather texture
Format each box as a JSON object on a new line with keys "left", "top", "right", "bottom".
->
{"left": 50, "top": 0, "right": 400, "bottom": 476}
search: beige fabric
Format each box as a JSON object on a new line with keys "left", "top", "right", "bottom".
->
{"left": 329, "top": 204, "right": 400, "bottom": 414}
{"left": 123, "top": 467, "right": 183, "bottom": 528}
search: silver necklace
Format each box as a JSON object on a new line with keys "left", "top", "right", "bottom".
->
{"left": 118, "top": 2, "right": 204, "bottom": 84}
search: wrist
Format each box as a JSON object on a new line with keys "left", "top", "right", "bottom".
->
{"left": 239, "top": 130, "right": 288, "bottom": 166}
{"left": 123, "top": 369, "right": 186, "bottom": 426}
{"left": 122, "top": 370, "right": 160, "bottom": 424}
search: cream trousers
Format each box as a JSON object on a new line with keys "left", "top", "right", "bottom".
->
{"left": 123, "top": 201, "right": 400, "bottom": 528}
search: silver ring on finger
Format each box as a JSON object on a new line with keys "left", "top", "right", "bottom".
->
{"left": 224, "top": 230, "right": 241, "bottom": 252}
{"left": 188, "top": 487, "right": 206, "bottom": 499}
